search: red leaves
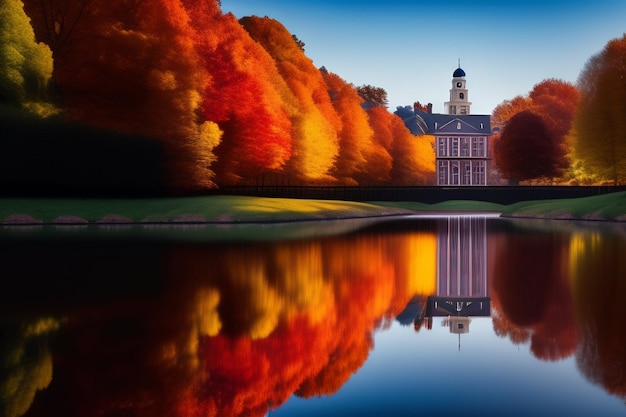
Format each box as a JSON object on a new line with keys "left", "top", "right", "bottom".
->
{"left": 23, "top": 0, "right": 437, "bottom": 189}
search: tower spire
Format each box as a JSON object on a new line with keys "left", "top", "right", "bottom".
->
{"left": 458, "top": 58, "right": 461, "bottom": 68}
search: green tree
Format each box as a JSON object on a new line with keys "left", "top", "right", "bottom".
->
{"left": 494, "top": 110, "right": 567, "bottom": 184}
{"left": 0, "top": 0, "right": 56, "bottom": 116}
{"left": 574, "top": 34, "right": 626, "bottom": 185}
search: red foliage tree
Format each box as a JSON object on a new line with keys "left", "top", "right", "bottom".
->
{"left": 494, "top": 110, "right": 567, "bottom": 184}
{"left": 183, "top": 2, "right": 293, "bottom": 185}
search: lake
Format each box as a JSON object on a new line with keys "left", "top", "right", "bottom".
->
{"left": 1, "top": 215, "right": 625, "bottom": 417}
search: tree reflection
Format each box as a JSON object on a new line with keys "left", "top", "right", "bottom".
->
{"left": 0, "top": 227, "right": 437, "bottom": 417}
{"left": 571, "top": 231, "right": 626, "bottom": 400}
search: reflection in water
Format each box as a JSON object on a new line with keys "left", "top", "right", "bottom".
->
{"left": 570, "top": 227, "right": 626, "bottom": 399}
{"left": 0, "top": 223, "right": 438, "bottom": 417}
{"left": 401, "top": 216, "right": 490, "bottom": 340}
{"left": 1, "top": 217, "right": 626, "bottom": 415}
{"left": 0, "top": 318, "right": 60, "bottom": 417}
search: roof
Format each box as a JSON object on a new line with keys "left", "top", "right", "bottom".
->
{"left": 399, "top": 110, "right": 492, "bottom": 136}
{"left": 453, "top": 67, "right": 466, "bottom": 77}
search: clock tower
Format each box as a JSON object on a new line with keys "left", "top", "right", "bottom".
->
{"left": 444, "top": 65, "right": 472, "bottom": 115}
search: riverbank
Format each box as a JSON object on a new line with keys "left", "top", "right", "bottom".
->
{"left": 0, "top": 191, "right": 625, "bottom": 225}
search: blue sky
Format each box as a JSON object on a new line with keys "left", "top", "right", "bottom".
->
{"left": 220, "top": 0, "right": 626, "bottom": 115}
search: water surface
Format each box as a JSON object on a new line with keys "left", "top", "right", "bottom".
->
{"left": 1, "top": 216, "right": 625, "bottom": 417}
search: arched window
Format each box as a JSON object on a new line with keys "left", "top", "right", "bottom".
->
{"left": 459, "top": 92, "right": 465, "bottom": 99}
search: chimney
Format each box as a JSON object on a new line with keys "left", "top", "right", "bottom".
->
{"left": 427, "top": 103, "right": 433, "bottom": 114}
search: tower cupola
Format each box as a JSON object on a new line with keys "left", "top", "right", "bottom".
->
{"left": 445, "top": 63, "right": 472, "bottom": 115}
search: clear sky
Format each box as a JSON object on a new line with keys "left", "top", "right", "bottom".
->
{"left": 220, "top": 0, "right": 626, "bottom": 115}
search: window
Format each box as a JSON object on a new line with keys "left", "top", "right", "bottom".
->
{"left": 439, "top": 161, "right": 448, "bottom": 185}
{"left": 472, "top": 137, "right": 485, "bottom": 157}
{"left": 460, "top": 137, "right": 470, "bottom": 156}
{"left": 438, "top": 138, "right": 447, "bottom": 156}
{"left": 473, "top": 161, "right": 485, "bottom": 184}
{"left": 460, "top": 106, "right": 467, "bottom": 115}
{"left": 451, "top": 138, "right": 459, "bottom": 156}
{"left": 451, "top": 162, "right": 459, "bottom": 184}
{"left": 459, "top": 92, "right": 464, "bottom": 99}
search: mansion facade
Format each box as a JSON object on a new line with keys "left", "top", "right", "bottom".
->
{"left": 400, "top": 66, "right": 492, "bottom": 186}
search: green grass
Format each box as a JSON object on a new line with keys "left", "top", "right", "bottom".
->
{"left": 1, "top": 191, "right": 625, "bottom": 225}
{"left": 501, "top": 191, "right": 626, "bottom": 221}
{"left": 0, "top": 195, "right": 415, "bottom": 224}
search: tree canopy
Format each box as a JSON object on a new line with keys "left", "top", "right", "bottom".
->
{"left": 494, "top": 110, "right": 568, "bottom": 184}
{"left": 356, "top": 84, "right": 389, "bottom": 107}
{"left": 491, "top": 79, "right": 578, "bottom": 183}
{"left": 11, "top": 0, "right": 435, "bottom": 192}
{"left": 0, "top": 0, "right": 55, "bottom": 116}
{"left": 574, "top": 34, "right": 626, "bottom": 185}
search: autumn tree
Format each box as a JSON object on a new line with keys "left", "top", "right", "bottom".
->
{"left": 362, "top": 106, "right": 394, "bottom": 183}
{"left": 491, "top": 79, "right": 578, "bottom": 183}
{"left": 24, "top": 0, "right": 220, "bottom": 193}
{"left": 183, "top": 2, "right": 293, "bottom": 185}
{"left": 321, "top": 69, "right": 378, "bottom": 184}
{"left": 491, "top": 95, "right": 533, "bottom": 131}
{"left": 494, "top": 110, "right": 567, "bottom": 184}
{"left": 388, "top": 116, "right": 435, "bottom": 185}
{"left": 240, "top": 16, "right": 340, "bottom": 183}
{"left": 356, "top": 84, "right": 388, "bottom": 107}
{"left": 0, "top": 0, "right": 56, "bottom": 116}
{"left": 574, "top": 34, "right": 626, "bottom": 185}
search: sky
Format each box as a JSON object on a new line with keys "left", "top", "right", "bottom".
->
{"left": 220, "top": 0, "right": 626, "bottom": 115}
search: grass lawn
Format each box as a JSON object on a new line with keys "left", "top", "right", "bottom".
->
{"left": 500, "top": 190, "right": 626, "bottom": 221}
{"left": 0, "top": 195, "right": 415, "bottom": 224}
{"left": 0, "top": 191, "right": 625, "bottom": 225}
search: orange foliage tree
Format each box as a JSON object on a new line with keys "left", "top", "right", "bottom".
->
{"left": 183, "top": 1, "right": 293, "bottom": 185}
{"left": 240, "top": 16, "right": 341, "bottom": 183}
{"left": 362, "top": 106, "right": 394, "bottom": 184}
{"left": 24, "top": 0, "right": 220, "bottom": 193}
{"left": 365, "top": 106, "right": 434, "bottom": 185}
{"left": 321, "top": 68, "right": 378, "bottom": 184}
{"left": 389, "top": 116, "right": 435, "bottom": 185}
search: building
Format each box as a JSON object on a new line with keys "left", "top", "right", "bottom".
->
{"left": 395, "top": 215, "right": 491, "bottom": 342}
{"left": 398, "top": 65, "right": 492, "bottom": 186}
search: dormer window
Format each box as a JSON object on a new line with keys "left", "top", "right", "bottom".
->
{"left": 457, "top": 122, "right": 461, "bottom": 129}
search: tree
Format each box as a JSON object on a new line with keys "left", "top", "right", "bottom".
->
{"left": 388, "top": 116, "right": 435, "bottom": 185}
{"left": 183, "top": 3, "right": 292, "bottom": 185}
{"left": 356, "top": 84, "right": 388, "bottom": 107}
{"left": 491, "top": 79, "right": 578, "bottom": 184}
{"left": 322, "top": 69, "right": 377, "bottom": 184}
{"left": 0, "top": 0, "right": 56, "bottom": 116}
{"left": 494, "top": 110, "right": 567, "bottom": 184}
{"left": 574, "top": 34, "right": 626, "bottom": 185}
{"left": 240, "top": 16, "right": 340, "bottom": 182}
{"left": 292, "top": 34, "right": 305, "bottom": 51}
{"left": 24, "top": 0, "right": 220, "bottom": 192}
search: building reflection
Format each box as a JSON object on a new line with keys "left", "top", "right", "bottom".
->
{"left": 402, "top": 216, "right": 490, "bottom": 337}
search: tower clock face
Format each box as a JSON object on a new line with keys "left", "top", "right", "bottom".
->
{"left": 456, "top": 82, "right": 462, "bottom": 88}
